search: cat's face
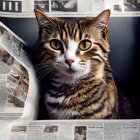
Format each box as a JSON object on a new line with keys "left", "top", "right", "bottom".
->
{"left": 35, "top": 9, "right": 110, "bottom": 81}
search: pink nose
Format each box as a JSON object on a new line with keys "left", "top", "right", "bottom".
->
{"left": 65, "top": 59, "right": 74, "bottom": 67}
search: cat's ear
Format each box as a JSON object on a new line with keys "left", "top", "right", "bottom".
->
{"left": 93, "top": 9, "right": 110, "bottom": 28}
{"left": 34, "top": 9, "right": 63, "bottom": 28}
{"left": 85, "top": 10, "right": 110, "bottom": 38}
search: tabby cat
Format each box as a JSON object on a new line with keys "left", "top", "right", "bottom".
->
{"left": 34, "top": 9, "right": 119, "bottom": 119}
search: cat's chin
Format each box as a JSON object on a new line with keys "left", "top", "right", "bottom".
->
{"left": 66, "top": 68, "right": 76, "bottom": 74}
{"left": 59, "top": 68, "right": 79, "bottom": 77}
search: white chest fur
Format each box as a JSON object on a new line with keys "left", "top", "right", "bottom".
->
{"left": 45, "top": 94, "right": 79, "bottom": 119}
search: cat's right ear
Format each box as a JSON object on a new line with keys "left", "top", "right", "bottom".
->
{"left": 34, "top": 9, "right": 63, "bottom": 28}
{"left": 35, "top": 9, "right": 54, "bottom": 27}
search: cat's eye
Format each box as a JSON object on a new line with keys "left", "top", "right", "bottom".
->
{"left": 79, "top": 40, "right": 91, "bottom": 51}
{"left": 50, "top": 39, "right": 63, "bottom": 50}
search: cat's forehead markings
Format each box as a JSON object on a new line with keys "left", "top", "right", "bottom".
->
{"left": 61, "top": 21, "right": 81, "bottom": 42}
{"left": 85, "top": 34, "right": 89, "bottom": 38}
{"left": 52, "top": 33, "right": 58, "bottom": 38}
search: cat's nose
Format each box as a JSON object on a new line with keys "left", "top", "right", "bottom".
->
{"left": 65, "top": 59, "right": 74, "bottom": 67}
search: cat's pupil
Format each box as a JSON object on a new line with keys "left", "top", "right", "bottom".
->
{"left": 83, "top": 42, "right": 86, "bottom": 48}
{"left": 55, "top": 42, "right": 59, "bottom": 48}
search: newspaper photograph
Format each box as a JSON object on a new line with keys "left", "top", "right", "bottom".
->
{"left": 74, "top": 126, "right": 87, "bottom": 140}
{"left": 0, "top": 0, "right": 140, "bottom": 17}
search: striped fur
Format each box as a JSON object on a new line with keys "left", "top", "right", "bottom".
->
{"left": 34, "top": 9, "right": 119, "bottom": 119}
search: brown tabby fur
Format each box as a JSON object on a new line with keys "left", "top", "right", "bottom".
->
{"left": 34, "top": 9, "right": 124, "bottom": 119}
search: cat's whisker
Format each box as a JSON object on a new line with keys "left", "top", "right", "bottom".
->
{"left": 38, "top": 70, "right": 55, "bottom": 81}
{"left": 34, "top": 63, "right": 57, "bottom": 73}
{"left": 37, "top": 67, "right": 59, "bottom": 81}
{"left": 47, "top": 70, "right": 58, "bottom": 80}
{"left": 40, "top": 68, "right": 59, "bottom": 81}
{"left": 38, "top": 71, "right": 48, "bottom": 80}
{"left": 34, "top": 66, "right": 48, "bottom": 72}
{"left": 35, "top": 65, "right": 54, "bottom": 71}
{"left": 105, "top": 67, "right": 120, "bottom": 81}
{"left": 35, "top": 68, "right": 54, "bottom": 76}
{"left": 33, "top": 62, "right": 54, "bottom": 68}
{"left": 37, "top": 67, "right": 56, "bottom": 75}
{"left": 36, "top": 68, "right": 54, "bottom": 76}
{"left": 35, "top": 66, "right": 53, "bottom": 74}
{"left": 33, "top": 63, "right": 49, "bottom": 67}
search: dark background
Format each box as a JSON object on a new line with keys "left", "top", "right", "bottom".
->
{"left": 0, "top": 17, "right": 139, "bottom": 118}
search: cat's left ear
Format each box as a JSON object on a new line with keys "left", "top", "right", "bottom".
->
{"left": 34, "top": 9, "right": 63, "bottom": 28}
{"left": 85, "top": 9, "right": 110, "bottom": 38}
{"left": 93, "top": 9, "right": 110, "bottom": 28}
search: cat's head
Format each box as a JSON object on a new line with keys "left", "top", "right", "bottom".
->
{"left": 34, "top": 9, "right": 110, "bottom": 82}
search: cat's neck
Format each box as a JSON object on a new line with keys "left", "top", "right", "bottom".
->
{"left": 51, "top": 72, "right": 87, "bottom": 85}
{"left": 51, "top": 68, "right": 91, "bottom": 85}
{"left": 51, "top": 64, "right": 105, "bottom": 85}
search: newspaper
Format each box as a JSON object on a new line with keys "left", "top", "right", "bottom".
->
{"left": 1, "top": 120, "right": 140, "bottom": 140}
{"left": 0, "top": 21, "right": 39, "bottom": 121}
{"left": 0, "top": 0, "right": 140, "bottom": 17}
{"left": 0, "top": 11, "right": 140, "bottom": 140}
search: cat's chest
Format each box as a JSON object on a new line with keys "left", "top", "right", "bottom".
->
{"left": 43, "top": 77, "right": 115, "bottom": 119}
{"left": 45, "top": 92, "right": 79, "bottom": 119}
{"left": 44, "top": 80, "right": 77, "bottom": 119}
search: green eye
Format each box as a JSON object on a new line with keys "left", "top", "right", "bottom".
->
{"left": 79, "top": 40, "right": 91, "bottom": 51}
{"left": 50, "top": 39, "right": 63, "bottom": 50}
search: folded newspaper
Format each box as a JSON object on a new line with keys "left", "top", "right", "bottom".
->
{"left": 0, "top": 21, "right": 140, "bottom": 140}
{"left": 0, "top": 21, "right": 39, "bottom": 139}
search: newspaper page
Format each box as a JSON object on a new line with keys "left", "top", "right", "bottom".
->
{"left": 0, "top": 0, "right": 140, "bottom": 18}
{"left": 0, "top": 22, "right": 39, "bottom": 139}
{"left": 0, "top": 120, "right": 138, "bottom": 140}
{"left": 0, "top": 22, "right": 29, "bottom": 118}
